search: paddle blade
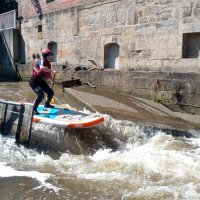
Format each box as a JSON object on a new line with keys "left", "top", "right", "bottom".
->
{"left": 50, "top": 97, "right": 55, "bottom": 104}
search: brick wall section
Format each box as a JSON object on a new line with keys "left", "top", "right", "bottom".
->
{"left": 18, "top": 0, "right": 93, "bottom": 18}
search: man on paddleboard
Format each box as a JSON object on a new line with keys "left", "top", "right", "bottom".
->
{"left": 29, "top": 49, "right": 56, "bottom": 114}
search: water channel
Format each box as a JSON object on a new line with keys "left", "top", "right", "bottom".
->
{"left": 0, "top": 82, "right": 200, "bottom": 199}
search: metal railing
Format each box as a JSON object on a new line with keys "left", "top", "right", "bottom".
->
{"left": 0, "top": 10, "right": 16, "bottom": 31}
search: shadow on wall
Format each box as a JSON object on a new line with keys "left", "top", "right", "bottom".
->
{"left": 0, "top": 31, "right": 16, "bottom": 81}
{"left": 19, "top": 31, "right": 26, "bottom": 64}
{"left": 0, "top": 29, "right": 25, "bottom": 81}
{"left": 31, "top": 0, "right": 43, "bottom": 19}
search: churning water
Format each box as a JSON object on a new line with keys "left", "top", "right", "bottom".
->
{"left": 1, "top": 119, "right": 200, "bottom": 200}
{"left": 0, "top": 82, "right": 200, "bottom": 200}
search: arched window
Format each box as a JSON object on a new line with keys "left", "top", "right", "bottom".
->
{"left": 48, "top": 41, "right": 57, "bottom": 62}
{"left": 104, "top": 43, "right": 120, "bottom": 69}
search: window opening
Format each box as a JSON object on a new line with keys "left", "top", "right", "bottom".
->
{"left": 48, "top": 41, "right": 57, "bottom": 62}
{"left": 104, "top": 43, "right": 120, "bottom": 69}
{"left": 38, "top": 25, "right": 42, "bottom": 32}
{"left": 182, "top": 33, "right": 200, "bottom": 58}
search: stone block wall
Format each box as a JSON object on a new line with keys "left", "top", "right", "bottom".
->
{"left": 16, "top": 0, "right": 200, "bottom": 111}
{"left": 18, "top": 0, "right": 200, "bottom": 73}
{"left": 74, "top": 70, "right": 200, "bottom": 114}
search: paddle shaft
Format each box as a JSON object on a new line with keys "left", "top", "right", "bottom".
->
{"left": 50, "top": 74, "right": 56, "bottom": 104}
{"left": 51, "top": 73, "right": 56, "bottom": 89}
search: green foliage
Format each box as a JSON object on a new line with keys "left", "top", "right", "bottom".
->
{"left": 152, "top": 81, "right": 177, "bottom": 105}
{"left": 0, "top": 0, "right": 18, "bottom": 14}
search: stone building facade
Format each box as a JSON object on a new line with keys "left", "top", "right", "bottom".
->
{"left": 17, "top": 0, "right": 200, "bottom": 113}
{"left": 17, "top": 0, "right": 200, "bottom": 72}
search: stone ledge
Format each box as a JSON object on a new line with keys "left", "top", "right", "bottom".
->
{"left": 64, "top": 86, "right": 200, "bottom": 131}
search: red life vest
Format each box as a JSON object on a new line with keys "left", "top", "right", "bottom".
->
{"left": 32, "top": 59, "right": 51, "bottom": 80}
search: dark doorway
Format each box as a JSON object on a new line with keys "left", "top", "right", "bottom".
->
{"left": 104, "top": 43, "right": 120, "bottom": 69}
{"left": 48, "top": 41, "right": 57, "bottom": 62}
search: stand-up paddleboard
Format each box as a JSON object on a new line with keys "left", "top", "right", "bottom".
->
{"left": 33, "top": 105, "right": 104, "bottom": 128}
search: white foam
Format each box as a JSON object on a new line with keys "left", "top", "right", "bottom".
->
{"left": 0, "top": 162, "right": 50, "bottom": 181}
{"left": 89, "top": 149, "right": 113, "bottom": 161}
{"left": 1, "top": 114, "right": 200, "bottom": 198}
{"left": 78, "top": 171, "right": 129, "bottom": 181}
{"left": 0, "top": 162, "right": 62, "bottom": 192}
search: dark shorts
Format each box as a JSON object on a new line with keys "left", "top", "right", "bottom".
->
{"left": 29, "top": 76, "right": 54, "bottom": 97}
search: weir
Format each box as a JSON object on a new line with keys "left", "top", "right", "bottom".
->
{"left": 0, "top": 100, "right": 33, "bottom": 147}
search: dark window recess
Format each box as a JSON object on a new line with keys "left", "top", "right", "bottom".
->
{"left": 38, "top": 25, "right": 42, "bottom": 32}
{"left": 182, "top": 33, "right": 200, "bottom": 58}
{"left": 48, "top": 41, "right": 57, "bottom": 62}
{"left": 104, "top": 43, "right": 120, "bottom": 69}
{"left": 46, "top": 0, "right": 55, "bottom": 3}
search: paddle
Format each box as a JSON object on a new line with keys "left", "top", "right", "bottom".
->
{"left": 50, "top": 73, "right": 56, "bottom": 104}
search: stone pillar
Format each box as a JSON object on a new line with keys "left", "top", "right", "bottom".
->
{"left": 0, "top": 100, "right": 34, "bottom": 147}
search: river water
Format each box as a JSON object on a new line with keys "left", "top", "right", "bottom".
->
{"left": 0, "top": 82, "right": 200, "bottom": 200}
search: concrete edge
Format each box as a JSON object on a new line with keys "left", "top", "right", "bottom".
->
{"left": 64, "top": 88, "right": 98, "bottom": 113}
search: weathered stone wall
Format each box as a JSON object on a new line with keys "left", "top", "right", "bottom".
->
{"left": 74, "top": 70, "right": 200, "bottom": 114}
{"left": 17, "top": 62, "right": 200, "bottom": 113}
{"left": 17, "top": 0, "right": 200, "bottom": 111}
{"left": 18, "top": 0, "right": 200, "bottom": 72}
{"left": 18, "top": 0, "right": 93, "bottom": 19}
